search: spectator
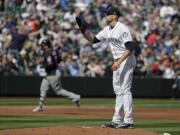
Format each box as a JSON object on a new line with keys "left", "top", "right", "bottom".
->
{"left": 0, "top": 0, "right": 179, "bottom": 78}
{"left": 0, "top": 0, "right": 4, "bottom": 11}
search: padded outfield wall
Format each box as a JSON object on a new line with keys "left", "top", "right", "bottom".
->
{"left": 0, "top": 76, "right": 178, "bottom": 98}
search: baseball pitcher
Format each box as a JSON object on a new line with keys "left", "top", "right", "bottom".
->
{"left": 76, "top": 6, "right": 136, "bottom": 128}
{"left": 33, "top": 39, "right": 80, "bottom": 112}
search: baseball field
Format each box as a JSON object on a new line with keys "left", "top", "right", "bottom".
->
{"left": 0, "top": 98, "right": 180, "bottom": 135}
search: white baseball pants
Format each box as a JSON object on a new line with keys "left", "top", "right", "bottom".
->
{"left": 112, "top": 57, "right": 135, "bottom": 124}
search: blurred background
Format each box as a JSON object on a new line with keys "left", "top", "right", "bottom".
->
{"left": 0, "top": 0, "right": 179, "bottom": 98}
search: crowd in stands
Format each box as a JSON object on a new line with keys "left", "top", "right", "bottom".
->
{"left": 0, "top": 0, "right": 179, "bottom": 78}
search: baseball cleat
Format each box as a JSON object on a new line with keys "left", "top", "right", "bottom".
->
{"left": 74, "top": 95, "right": 80, "bottom": 108}
{"left": 101, "top": 122, "right": 119, "bottom": 128}
{"left": 75, "top": 100, "right": 80, "bottom": 108}
{"left": 32, "top": 106, "right": 43, "bottom": 112}
{"left": 117, "top": 123, "right": 134, "bottom": 129}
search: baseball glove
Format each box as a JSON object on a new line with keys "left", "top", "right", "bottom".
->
{"left": 75, "top": 17, "right": 87, "bottom": 33}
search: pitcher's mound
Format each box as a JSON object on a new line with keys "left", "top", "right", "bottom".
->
{"left": 0, "top": 126, "right": 160, "bottom": 135}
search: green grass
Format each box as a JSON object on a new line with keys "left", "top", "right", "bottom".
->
{"left": 0, "top": 98, "right": 180, "bottom": 108}
{"left": 0, "top": 115, "right": 180, "bottom": 135}
{"left": 0, "top": 115, "right": 108, "bottom": 130}
{"left": 0, "top": 98, "right": 180, "bottom": 135}
{"left": 133, "top": 99, "right": 180, "bottom": 108}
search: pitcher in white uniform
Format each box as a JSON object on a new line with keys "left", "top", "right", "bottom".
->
{"left": 76, "top": 6, "right": 136, "bottom": 128}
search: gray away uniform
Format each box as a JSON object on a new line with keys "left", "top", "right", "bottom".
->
{"left": 34, "top": 48, "right": 80, "bottom": 111}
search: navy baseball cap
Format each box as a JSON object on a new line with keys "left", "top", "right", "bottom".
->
{"left": 104, "top": 6, "right": 120, "bottom": 17}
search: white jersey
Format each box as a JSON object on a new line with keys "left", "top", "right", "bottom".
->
{"left": 96, "top": 22, "right": 134, "bottom": 60}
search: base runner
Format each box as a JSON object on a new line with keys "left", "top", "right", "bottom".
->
{"left": 33, "top": 39, "right": 80, "bottom": 112}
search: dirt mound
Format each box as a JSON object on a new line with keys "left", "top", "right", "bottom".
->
{"left": 0, "top": 126, "right": 160, "bottom": 135}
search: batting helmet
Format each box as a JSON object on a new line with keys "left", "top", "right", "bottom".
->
{"left": 41, "top": 39, "right": 51, "bottom": 49}
{"left": 104, "top": 6, "right": 121, "bottom": 17}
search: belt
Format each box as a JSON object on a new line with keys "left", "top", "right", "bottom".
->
{"left": 47, "top": 70, "right": 56, "bottom": 75}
